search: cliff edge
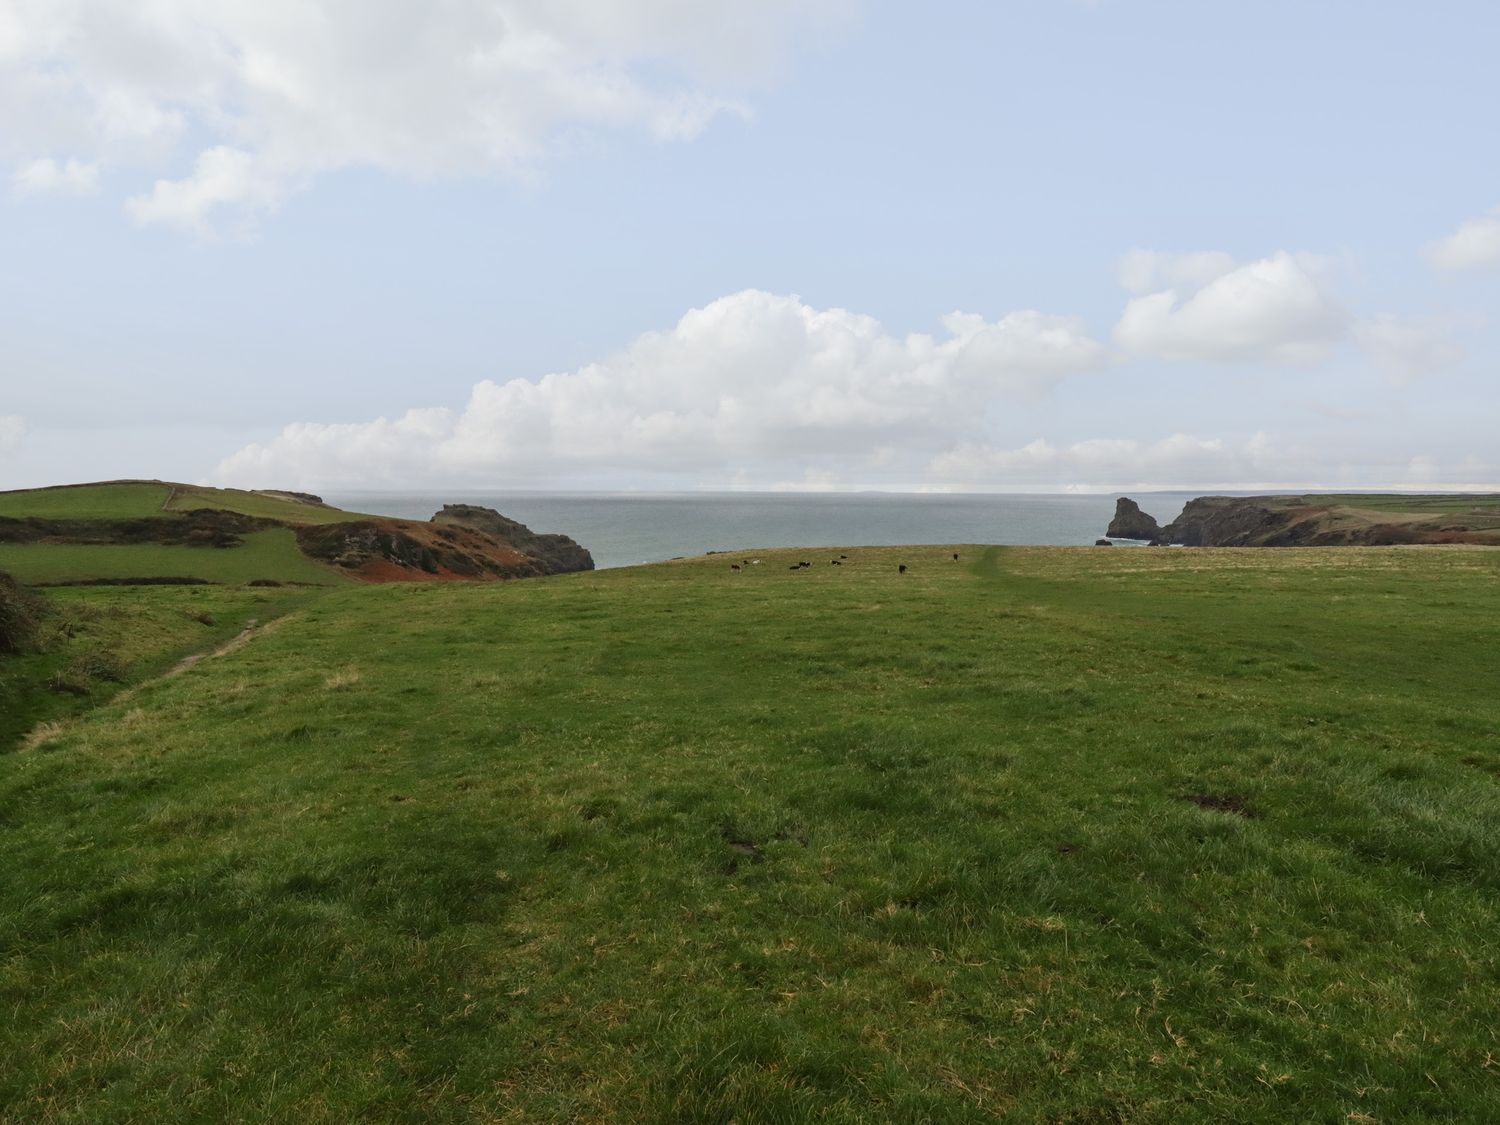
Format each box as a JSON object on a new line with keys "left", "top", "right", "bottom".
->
{"left": 1120, "top": 494, "right": 1500, "bottom": 547}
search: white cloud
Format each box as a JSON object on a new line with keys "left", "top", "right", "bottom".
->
{"left": 125, "top": 146, "right": 294, "bottom": 234}
{"left": 929, "top": 433, "right": 1500, "bottom": 491}
{"left": 11, "top": 156, "right": 100, "bottom": 197}
{"left": 1113, "top": 251, "right": 1350, "bottom": 365}
{"left": 214, "top": 289, "right": 1106, "bottom": 488}
{"left": 1354, "top": 315, "right": 1465, "bottom": 383}
{"left": 1117, "top": 249, "right": 1235, "bottom": 296}
{"left": 928, "top": 432, "right": 1285, "bottom": 489}
{"left": 1425, "top": 205, "right": 1500, "bottom": 272}
{"left": 1, "top": 1, "right": 852, "bottom": 232}
{"left": 0, "top": 415, "right": 26, "bottom": 455}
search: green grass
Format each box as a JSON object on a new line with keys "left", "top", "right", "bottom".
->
{"left": 3, "top": 545, "right": 1500, "bottom": 1120}
{"left": 1298, "top": 492, "right": 1500, "bottom": 516}
{"left": 0, "top": 482, "right": 175, "bottom": 520}
{"left": 164, "top": 485, "right": 376, "bottom": 524}
{"left": 0, "top": 530, "right": 350, "bottom": 586}
{"left": 0, "top": 480, "right": 378, "bottom": 525}
{"left": 0, "top": 585, "right": 323, "bottom": 752}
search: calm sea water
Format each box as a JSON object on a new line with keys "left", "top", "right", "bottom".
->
{"left": 322, "top": 491, "right": 1198, "bottom": 571}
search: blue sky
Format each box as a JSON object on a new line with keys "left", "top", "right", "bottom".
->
{"left": 2, "top": 0, "right": 1497, "bottom": 491}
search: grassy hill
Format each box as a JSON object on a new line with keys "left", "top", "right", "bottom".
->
{"left": 3, "top": 543, "right": 1499, "bottom": 1120}
{"left": 0, "top": 481, "right": 374, "bottom": 525}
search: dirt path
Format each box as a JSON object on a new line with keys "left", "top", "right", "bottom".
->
{"left": 20, "top": 614, "right": 289, "bottom": 751}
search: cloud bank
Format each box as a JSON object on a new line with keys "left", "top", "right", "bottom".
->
{"left": 215, "top": 290, "right": 1106, "bottom": 488}
{"left": 2, "top": 0, "right": 851, "bottom": 232}
{"left": 928, "top": 432, "right": 1286, "bottom": 489}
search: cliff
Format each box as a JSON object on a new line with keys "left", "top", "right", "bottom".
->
{"left": 431, "top": 505, "right": 595, "bottom": 575}
{"left": 1105, "top": 498, "right": 1164, "bottom": 541}
{"left": 295, "top": 506, "right": 594, "bottom": 583}
{"left": 1140, "top": 495, "right": 1500, "bottom": 547}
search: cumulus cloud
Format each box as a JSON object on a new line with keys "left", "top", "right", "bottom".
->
{"left": 11, "top": 157, "right": 100, "bottom": 197}
{"left": 1117, "top": 249, "right": 1235, "bottom": 296}
{"left": 1353, "top": 315, "right": 1465, "bottom": 383}
{"left": 1425, "top": 205, "right": 1500, "bottom": 272}
{"left": 1, "top": 0, "right": 851, "bottom": 232}
{"left": 0, "top": 415, "right": 26, "bottom": 455}
{"left": 214, "top": 289, "right": 1106, "bottom": 488}
{"left": 1114, "top": 251, "right": 1350, "bottom": 365}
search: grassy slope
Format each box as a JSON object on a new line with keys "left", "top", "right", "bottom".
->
{"left": 3, "top": 545, "right": 1500, "bottom": 1120}
{"left": 0, "top": 529, "right": 351, "bottom": 586}
{"left": 0, "top": 482, "right": 175, "bottom": 519}
{"left": 1293, "top": 493, "right": 1500, "bottom": 524}
{"left": 0, "top": 481, "right": 377, "bottom": 525}
{"left": 0, "top": 585, "right": 323, "bottom": 752}
{"left": 165, "top": 485, "right": 375, "bottom": 524}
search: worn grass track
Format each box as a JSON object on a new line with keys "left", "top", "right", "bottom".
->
{"left": 2, "top": 545, "right": 1499, "bottom": 1121}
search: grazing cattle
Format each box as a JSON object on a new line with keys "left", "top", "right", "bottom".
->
{"left": 800, "top": 561, "right": 810, "bottom": 568}
{"left": 831, "top": 560, "right": 841, "bottom": 566}
{"left": 789, "top": 564, "right": 800, "bottom": 571}
{"left": 731, "top": 564, "right": 741, "bottom": 571}
{"left": 952, "top": 553, "right": 959, "bottom": 561}
{"left": 839, "top": 554, "right": 848, "bottom": 559}
{"left": 750, "top": 559, "right": 761, "bottom": 565}
{"left": 898, "top": 564, "right": 907, "bottom": 574}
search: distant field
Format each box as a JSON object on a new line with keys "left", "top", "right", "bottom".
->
{"left": 3, "top": 544, "right": 1498, "bottom": 1120}
{"left": 0, "top": 529, "right": 349, "bottom": 586}
{"left": 164, "top": 485, "right": 376, "bottom": 524}
{"left": 0, "top": 481, "right": 174, "bottom": 519}
{"left": 0, "top": 480, "right": 378, "bottom": 525}
{"left": 1299, "top": 492, "right": 1500, "bottom": 517}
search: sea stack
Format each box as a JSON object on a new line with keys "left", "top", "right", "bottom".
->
{"left": 1105, "top": 497, "right": 1164, "bottom": 541}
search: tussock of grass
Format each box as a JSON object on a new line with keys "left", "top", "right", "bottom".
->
{"left": 1, "top": 545, "right": 1499, "bottom": 1119}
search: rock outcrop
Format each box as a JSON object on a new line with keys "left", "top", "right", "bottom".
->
{"left": 431, "top": 505, "right": 594, "bottom": 575}
{"left": 1153, "top": 495, "right": 1500, "bottom": 547}
{"left": 1105, "top": 497, "right": 1163, "bottom": 541}
{"left": 296, "top": 506, "right": 593, "bottom": 583}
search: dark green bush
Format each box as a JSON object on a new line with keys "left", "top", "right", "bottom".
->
{"left": 0, "top": 569, "right": 45, "bottom": 654}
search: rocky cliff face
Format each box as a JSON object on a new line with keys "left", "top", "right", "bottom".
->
{"left": 431, "top": 505, "right": 594, "bottom": 575}
{"left": 1159, "top": 497, "right": 1305, "bottom": 546}
{"left": 1149, "top": 495, "right": 1500, "bottom": 547}
{"left": 297, "top": 505, "right": 594, "bottom": 582}
{"left": 1105, "top": 498, "right": 1164, "bottom": 540}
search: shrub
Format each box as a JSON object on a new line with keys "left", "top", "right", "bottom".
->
{"left": 0, "top": 569, "right": 45, "bottom": 654}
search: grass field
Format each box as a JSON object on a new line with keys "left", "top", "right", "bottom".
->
{"left": 0, "top": 482, "right": 175, "bottom": 520}
{"left": 164, "top": 485, "right": 376, "bottom": 524}
{"left": 1298, "top": 493, "right": 1500, "bottom": 520}
{"left": 0, "top": 481, "right": 377, "bottom": 525}
{"left": 0, "top": 530, "right": 350, "bottom": 586}
{"left": 3, "top": 545, "right": 1499, "bottom": 1120}
{"left": 0, "top": 585, "right": 320, "bottom": 752}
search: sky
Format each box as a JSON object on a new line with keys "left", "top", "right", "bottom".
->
{"left": 1, "top": 0, "right": 1497, "bottom": 493}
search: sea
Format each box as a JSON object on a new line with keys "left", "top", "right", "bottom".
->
{"left": 322, "top": 491, "right": 1202, "bottom": 571}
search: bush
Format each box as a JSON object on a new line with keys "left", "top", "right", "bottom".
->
{"left": 47, "top": 650, "right": 127, "bottom": 696}
{"left": 0, "top": 569, "right": 45, "bottom": 654}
